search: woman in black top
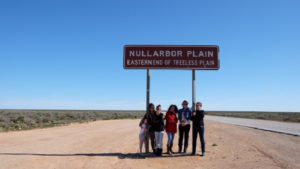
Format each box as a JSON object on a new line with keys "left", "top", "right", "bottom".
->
{"left": 191, "top": 102, "right": 205, "bottom": 156}
{"left": 139, "top": 103, "right": 156, "bottom": 153}
{"left": 151, "top": 105, "right": 165, "bottom": 156}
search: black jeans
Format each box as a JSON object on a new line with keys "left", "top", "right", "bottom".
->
{"left": 192, "top": 126, "right": 205, "bottom": 154}
{"left": 145, "top": 131, "right": 155, "bottom": 153}
{"left": 178, "top": 124, "right": 190, "bottom": 150}
{"left": 149, "top": 131, "right": 156, "bottom": 152}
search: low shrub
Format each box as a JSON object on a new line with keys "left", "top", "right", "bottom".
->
{"left": 0, "top": 110, "right": 145, "bottom": 132}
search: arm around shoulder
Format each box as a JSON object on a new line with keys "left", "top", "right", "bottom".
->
{"left": 139, "top": 113, "right": 147, "bottom": 127}
{"left": 200, "top": 110, "right": 205, "bottom": 119}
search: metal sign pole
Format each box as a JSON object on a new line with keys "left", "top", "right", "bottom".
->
{"left": 192, "top": 69, "right": 196, "bottom": 111}
{"left": 146, "top": 69, "right": 150, "bottom": 112}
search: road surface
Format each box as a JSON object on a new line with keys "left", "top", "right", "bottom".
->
{"left": 206, "top": 115, "right": 300, "bottom": 136}
{"left": 0, "top": 119, "right": 299, "bottom": 169}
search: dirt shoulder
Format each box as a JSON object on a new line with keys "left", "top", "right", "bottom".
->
{"left": 0, "top": 119, "right": 299, "bottom": 169}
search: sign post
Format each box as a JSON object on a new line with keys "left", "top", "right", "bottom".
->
{"left": 146, "top": 69, "right": 150, "bottom": 112}
{"left": 124, "top": 45, "right": 219, "bottom": 112}
{"left": 192, "top": 69, "right": 196, "bottom": 111}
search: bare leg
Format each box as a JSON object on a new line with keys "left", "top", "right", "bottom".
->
{"left": 139, "top": 139, "right": 143, "bottom": 153}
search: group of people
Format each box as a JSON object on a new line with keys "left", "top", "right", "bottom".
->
{"left": 139, "top": 100, "right": 205, "bottom": 157}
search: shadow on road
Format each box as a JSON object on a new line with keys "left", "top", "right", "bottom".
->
{"left": 0, "top": 152, "right": 195, "bottom": 159}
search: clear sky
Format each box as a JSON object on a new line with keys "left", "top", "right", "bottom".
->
{"left": 0, "top": 0, "right": 299, "bottom": 111}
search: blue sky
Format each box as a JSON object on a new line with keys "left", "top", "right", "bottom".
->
{"left": 0, "top": 0, "right": 299, "bottom": 111}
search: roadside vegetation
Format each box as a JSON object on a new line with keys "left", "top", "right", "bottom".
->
{"left": 207, "top": 111, "right": 300, "bottom": 123}
{"left": 1, "top": 110, "right": 299, "bottom": 132}
{"left": 0, "top": 109, "right": 144, "bottom": 132}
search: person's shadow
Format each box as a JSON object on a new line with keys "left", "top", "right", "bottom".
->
{"left": 0, "top": 152, "right": 193, "bottom": 159}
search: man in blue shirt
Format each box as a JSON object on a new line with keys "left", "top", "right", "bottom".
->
{"left": 178, "top": 100, "right": 192, "bottom": 153}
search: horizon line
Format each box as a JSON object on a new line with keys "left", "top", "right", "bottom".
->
{"left": 0, "top": 108, "right": 299, "bottom": 113}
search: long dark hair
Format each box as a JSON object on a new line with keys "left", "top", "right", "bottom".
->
{"left": 167, "top": 104, "right": 178, "bottom": 113}
{"left": 148, "top": 103, "right": 155, "bottom": 113}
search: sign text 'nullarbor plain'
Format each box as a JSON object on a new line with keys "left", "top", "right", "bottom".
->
{"left": 124, "top": 46, "right": 219, "bottom": 70}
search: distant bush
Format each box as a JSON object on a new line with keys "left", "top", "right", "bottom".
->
{"left": 0, "top": 110, "right": 145, "bottom": 132}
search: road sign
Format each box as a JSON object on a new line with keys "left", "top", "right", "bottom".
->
{"left": 124, "top": 45, "right": 219, "bottom": 70}
{"left": 123, "top": 45, "right": 220, "bottom": 112}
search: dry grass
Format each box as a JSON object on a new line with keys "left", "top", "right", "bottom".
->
{"left": 0, "top": 109, "right": 144, "bottom": 132}
{"left": 207, "top": 111, "right": 300, "bottom": 123}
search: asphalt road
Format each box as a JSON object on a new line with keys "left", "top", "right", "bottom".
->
{"left": 206, "top": 115, "right": 300, "bottom": 136}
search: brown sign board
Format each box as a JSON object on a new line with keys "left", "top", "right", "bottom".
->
{"left": 124, "top": 45, "right": 219, "bottom": 70}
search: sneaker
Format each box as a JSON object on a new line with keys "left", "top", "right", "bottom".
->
{"left": 202, "top": 152, "right": 205, "bottom": 157}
